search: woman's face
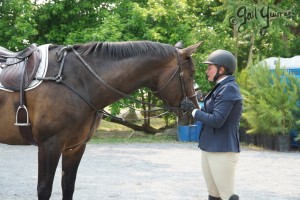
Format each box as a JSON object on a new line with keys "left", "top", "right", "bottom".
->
{"left": 205, "top": 64, "right": 218, "bottom": 82}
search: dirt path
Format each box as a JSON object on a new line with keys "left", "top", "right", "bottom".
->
{"left": 0, "top": 143, "right": 299, "bottom": 200}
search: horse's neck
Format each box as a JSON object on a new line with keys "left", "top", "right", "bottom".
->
{"left": 107, "top": 60, "right": 158, "bottom": 91}
{"left": 94, "top": 57, "right": 168, "bottom": 107}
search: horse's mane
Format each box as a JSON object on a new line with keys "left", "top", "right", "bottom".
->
{"left": 74, "top": 41, "right": 178, "bottom": 59}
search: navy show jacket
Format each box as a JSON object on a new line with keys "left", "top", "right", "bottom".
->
{"left": 194, "top": 76, "right": 243, "bottom": 152}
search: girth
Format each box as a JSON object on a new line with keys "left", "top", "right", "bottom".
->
{"left": 0, "top": 43, "right": 42, "bottom": 145}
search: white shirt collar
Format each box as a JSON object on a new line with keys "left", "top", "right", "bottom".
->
{"left": 217, "top": 76, "right": 228, "bottom": 84}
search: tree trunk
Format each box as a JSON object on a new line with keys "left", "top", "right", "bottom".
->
{"left": 103, "top": 116, "right": 159, "bottom": 134}
{"left": 147, "top": 91, "right": 151, "bottom": 127}
{"left": 246, "top": 32, "right": 255, "bottom": 67}
{"left": 233, "top": 23, "right": 239, "bottom": 68}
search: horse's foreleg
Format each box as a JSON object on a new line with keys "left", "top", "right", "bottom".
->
{"left": 37, "top": 142, "right": 62, "bottom": 200}
{"left": 61, "top": 144, "right": 86, "bottom": 200}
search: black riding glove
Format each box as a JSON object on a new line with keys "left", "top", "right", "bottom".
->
{"left": 180, "top": 98, "right": 196, "bottom": 113}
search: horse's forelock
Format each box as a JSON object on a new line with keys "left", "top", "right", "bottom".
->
{"left": 75, "top": 41, "right": 177, "bottom": 59}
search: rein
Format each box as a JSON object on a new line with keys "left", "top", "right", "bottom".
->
{"left": 54, "top": 45, "right": 192, "bottom": 113}
{"left": 37, "top": 45, "right": 195, "bottom": 149}
{"left": 70, "top": 47, "right": 188, "bottom": 111}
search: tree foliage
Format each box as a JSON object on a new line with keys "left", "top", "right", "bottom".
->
{"left": 0, "top": 0, "right": 38, "bottom": 50}
{"left": 240, "top": 63, "right": 300, "bottom": 135}
{"left": 1, "top": 0, "right": 299, "bottom": 133}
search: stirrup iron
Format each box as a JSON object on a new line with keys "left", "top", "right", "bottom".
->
{"left": 15, "top": 105, "right": 31, "bottom": 126}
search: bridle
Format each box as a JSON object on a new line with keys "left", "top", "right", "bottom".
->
{"left": 37, "top": 45, "right": 197, "bottom": 149}
{"left": 152, "top": 54, "right": 197, "bottom": 101}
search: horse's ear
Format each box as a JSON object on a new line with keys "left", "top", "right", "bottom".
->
{"left": 179, "top": 41, "right": 203, "bottom": 57}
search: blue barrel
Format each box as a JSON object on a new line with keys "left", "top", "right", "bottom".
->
{"left": 177, "top": 126, "right": 190, "bottom": 142}
{"left": 189, "top": 125, "right": 198, "bottom": 142}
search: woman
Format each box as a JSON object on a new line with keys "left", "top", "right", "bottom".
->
{"left": 181, "top": 50, "right": 243, "bottom": 200}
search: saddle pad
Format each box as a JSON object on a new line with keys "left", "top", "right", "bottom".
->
{"left": 0, "top": 44, "right": 51, "bottom": 92}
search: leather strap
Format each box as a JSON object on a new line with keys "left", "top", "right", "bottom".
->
{"left": 15, "top": 56, "right": 38, "bottom": 145}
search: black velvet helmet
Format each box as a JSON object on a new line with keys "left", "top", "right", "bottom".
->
{"left": 203, "top": 50, "right": 237, "bottom": 74}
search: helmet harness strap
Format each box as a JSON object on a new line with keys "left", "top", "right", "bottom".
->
{"left": 213, "top": 65, "right": 221, "bottom": 82}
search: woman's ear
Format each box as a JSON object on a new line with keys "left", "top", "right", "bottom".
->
{"left": 219, "top": 66, "right": 227, "bottom": 75}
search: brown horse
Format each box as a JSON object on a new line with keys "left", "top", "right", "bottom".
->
{"left": 0, "top": 41, "right": 202, "bottom": 200}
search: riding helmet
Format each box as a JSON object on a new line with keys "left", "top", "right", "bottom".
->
{"left": 203, "top": 50, "right": 237, "bottom": 74}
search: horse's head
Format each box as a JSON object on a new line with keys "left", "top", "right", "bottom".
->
{"left": 152, "top": 42, "right": 203, "bottom": 125}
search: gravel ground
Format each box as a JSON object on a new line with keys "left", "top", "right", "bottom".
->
{"left": 0, "top": 143, "right": 299, "bottom": 200}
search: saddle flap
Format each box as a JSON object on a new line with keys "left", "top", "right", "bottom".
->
{"left": 0, "top": 58, "right": 26, "bottom": 90}
{"left": 0, "top": 49, "right": 41, "bottom": 91}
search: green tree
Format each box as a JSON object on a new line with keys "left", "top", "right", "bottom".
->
{"left": 33, "top": 0, "right": 122, "bottom": 44}
{"left": 219, "top": 0, "right": 300, "bottom": 68}
{"left": 0, "top": 0, "right": 38, "bottom": 50}
{"left": 241, "top": 62, "right": 300, "bottom": 135}
{"left": 104, "top": 0, "right": 208, "bottom": 132}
